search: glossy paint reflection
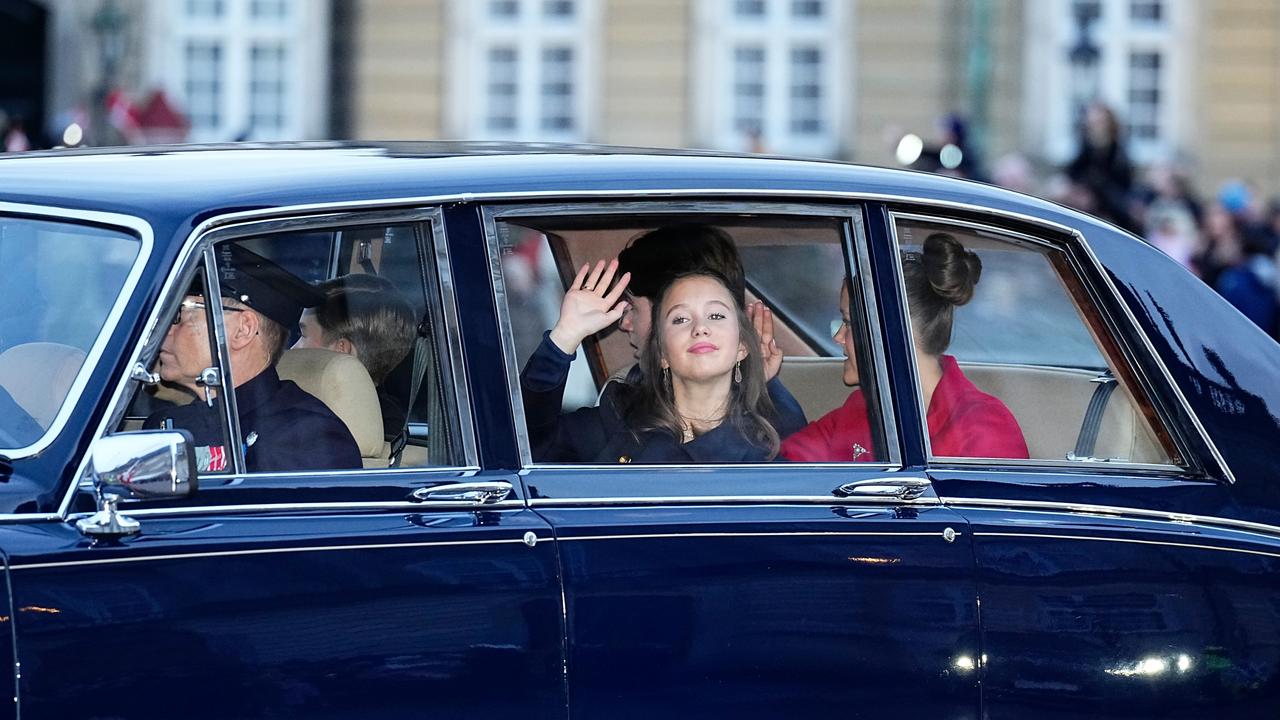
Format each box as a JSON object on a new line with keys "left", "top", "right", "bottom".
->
{"left": 966, "top": 507, "right": 1280, "bottom": 719}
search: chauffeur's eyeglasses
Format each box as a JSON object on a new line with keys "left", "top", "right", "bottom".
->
{"left": 171, "top": 300, "right": 246, "bottom": 326}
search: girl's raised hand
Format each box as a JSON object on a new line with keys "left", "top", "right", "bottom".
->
{"left": 548, "top": 259, "right": 631, "bottom": 354}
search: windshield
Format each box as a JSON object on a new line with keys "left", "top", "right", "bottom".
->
{"left": 0, "top": 216, "right": 142, "bottom": 452}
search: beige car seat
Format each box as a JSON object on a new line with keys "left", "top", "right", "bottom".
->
{"left": 277, "top": 348, "right": 388, "bottom": 468}
{"left": 0, "top": 342, "right": 87, "bottom": 430}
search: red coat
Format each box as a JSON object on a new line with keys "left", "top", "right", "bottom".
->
{"left": 781, "top": 355, "right": 1029, "bottom": 462}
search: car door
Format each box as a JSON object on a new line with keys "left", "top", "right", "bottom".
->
{"left": 484, "top": 200, "right": 983, "bottom": 718}
{"left": 2, "top": 207, "right": 565, "bottom": 720}
{"left": 882, "top": 211, "right": 1280, "bottom": 718}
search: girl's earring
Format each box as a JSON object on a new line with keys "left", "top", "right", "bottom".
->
{"left": 662, "top": 366, "right": 671, "bottom": 389}
{"left": 733, "top": 361, "right": 742, "bottom": 384}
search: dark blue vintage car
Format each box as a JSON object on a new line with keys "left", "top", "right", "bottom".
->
{"left": 0, "top": 143, "right": 1276, "bottom": 719}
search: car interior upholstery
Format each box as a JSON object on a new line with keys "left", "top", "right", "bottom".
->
{"left": 277, "top": 347, "right": 388, "bottom": 468}
{"left": 0, "top": 341, "right": 87, "bottom": 429}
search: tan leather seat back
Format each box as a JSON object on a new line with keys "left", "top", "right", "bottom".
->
{"left": 0, "top": 342, "right": 87, "bottom": 429}
{"left": 961, "top": 364, "right": 1095, "bottom": 460}
{"left": 775, "top": 358, "right": 850, "bottom": 421}
{"left": 277, "top": 348, "right": 387, "bottom": 468}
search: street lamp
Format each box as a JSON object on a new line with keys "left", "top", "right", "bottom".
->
{"left": 89, "top": 0, "right": 130, "bottom": 145}
{"left": 1067, "top": 2, "right": 1101, "bottom": 126}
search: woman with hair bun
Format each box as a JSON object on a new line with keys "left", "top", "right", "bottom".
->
{"left": 781, "top": 233, "right": 1028, "bottom": 461}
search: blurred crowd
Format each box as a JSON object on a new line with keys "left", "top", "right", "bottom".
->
{"left": 916, "top": 103, "right": 1280, "bottom": 341}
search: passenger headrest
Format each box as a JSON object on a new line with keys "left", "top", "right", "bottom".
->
{"left": 0, "top": 342, "right": 87, "bottom": 428}
{"left": 276, "top": 348, "right": 384, "bottom": 459}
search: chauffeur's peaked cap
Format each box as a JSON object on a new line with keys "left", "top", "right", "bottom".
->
{"left": 210, "top": 243, "right": 323, "bottom": 329}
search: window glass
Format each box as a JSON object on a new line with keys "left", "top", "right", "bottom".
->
{"left": 468, "top": 0, "right": 592, "bottom": 141}
{"left": 123, "top": 219, "right": 465, "bottom": 474}
{"left": 894, "top": 216, "right": 1179, "bottom": 466}
{"left": 0, "top": 217, "right": 142, "bottom": 451}
{"left": 497, "top": 210, "right": 887, "bottom": 466}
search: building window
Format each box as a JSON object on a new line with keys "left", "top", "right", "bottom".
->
{"left": 165, "top": 0, "right": 323, "bottom": 142}
{"left": 487, "top": 47, "right": 519, "bottom": 131}
{"left": 1127, "top": 50, "right": 1161, "bottom": 141}
{"left": 540, "top": 46, "right": 575, "bottom": 131}
{"left": 250, "top": 0, "right": 288, "bottom": 19}
{"left": 697, "top": 0, "right": 843, "bottom": 157}
{"left": 1033, "top": 0, "right": 1187, "bottom": 164}
{"left": 457, "top": 0, "right": 597, "bottom": 141}
{"left": 250, "top": 44, "right": 287, "bottom": 131}
{"left": 185, "top": 0, "right": 224, "bottom": 18}
{"left": 184, "top": 42, "right": 223, "bottom": 131}
{"left": 789, "top": 46, "right": 823, "bottom": 134}
{"left": 733, "top": 46, "right": 766, "bottom": 135}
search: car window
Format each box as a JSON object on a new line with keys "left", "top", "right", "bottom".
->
{"left": 893, "top": 215, "right": 1181, "bottom": 467}
{"left": 122, "top": 217, "right": 468, "bottom": 474}
{"left": 494, "top": 206, "right": 892, "bottom": 466}
{"left": 0, "top": 216, "right": 142, "bottom": 451}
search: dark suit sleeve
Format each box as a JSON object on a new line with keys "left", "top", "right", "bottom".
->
{"left": 519, "top": 332, "right": 611, "bottom": 462}
{"left": 766, "top": 377, "right": 808, "bottom": 438}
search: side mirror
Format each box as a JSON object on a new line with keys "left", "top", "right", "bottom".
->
{"left": 76, "top": 430, "right": 198, "bottom": 538}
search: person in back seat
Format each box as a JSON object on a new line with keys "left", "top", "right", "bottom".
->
{"left": 611, "top": 224, "right": 806, "bottom": 438}
{"left": 781, "top": 232, "right": 1028, "bottom": 461}
{"left": 294, "top": 274, "right": 417, "bottom": 440}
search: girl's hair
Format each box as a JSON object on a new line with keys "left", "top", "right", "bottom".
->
{"left": 626, "top": 270, "right": 779, "bottom": 458}
{"left": 901, "top": 232, "right": 982, "bottom": 356}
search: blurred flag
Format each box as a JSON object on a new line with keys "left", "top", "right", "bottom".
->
{"left": 106, "top": 89, "right": 143, "bottom": 144}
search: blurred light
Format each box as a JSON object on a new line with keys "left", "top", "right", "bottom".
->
{"left": 847, "top": 556, "right": 900, "bottom": 565}
{"left": 63, "top": 123, "right": 83, "bottom": 147}
{"left": 895, "top": 133, "right": 924, "bottom": 165}
{"left": 18, "top": 606, "right": 61, "bottom": 615}
{"left": 953, "top": 655, "right": 977, "bottom": 672}
{"left": 1176, "top": 654, "right": 1192, "bottom": 673}
{"left": 939, "top": 143, "right": 963, "bottom": 169}
{"left": 1106, "top": 655, "right": 1171, "bottom": 677}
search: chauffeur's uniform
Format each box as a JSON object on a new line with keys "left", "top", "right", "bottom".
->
{"left": 144, "top": 367, "right": 360, "bottom": 473}
{"left": 521, "top": 332, "right": 775, "bottom": 463}
{"left": 144, "top": 243, "right": 361, "bottom": 473}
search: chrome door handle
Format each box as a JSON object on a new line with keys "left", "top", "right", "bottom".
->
{"left": 410, "top": 481, "right": 513, "bottom": 505}
{"left": 834, "top": 478, "right": 933, "bottom": 501}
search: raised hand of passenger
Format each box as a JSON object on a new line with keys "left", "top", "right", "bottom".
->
{"left": 549, "top": 259, "right": 631, "bottom": 354}
{"left": 749, "top": 301, "right": 783, "bottom": 382}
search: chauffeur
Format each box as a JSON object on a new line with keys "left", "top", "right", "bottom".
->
{"left": 144, "top": 244, "right": 361, "bottom": 473}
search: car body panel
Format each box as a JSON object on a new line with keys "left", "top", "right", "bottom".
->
{"left": 1, "top": 507, "right": 564, "bottom": 719}
{"left": 535, "top": 501, "right": 979, "bottom": 719}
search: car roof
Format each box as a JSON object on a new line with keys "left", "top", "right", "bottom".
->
{"left": 0, "top": 141, "right": 1102, "bottom": 238}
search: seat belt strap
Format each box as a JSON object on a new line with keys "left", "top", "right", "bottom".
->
{"left": 1073, "top": 374, "right": 1117, "bottom": 459}
{"left": 390, "top": 318, "right": 431, "bottom": 467}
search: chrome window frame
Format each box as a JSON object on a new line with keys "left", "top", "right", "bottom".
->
{"left": 886, "top": 210, "right": 1212, "bottom": 478}
{"left": 481, "top": 199, "right": 901, "bottom": 474}
{"left": 57, "top": 205, "right": 480, "bottom": 519}
{"left": 0, "top": 202, "right": 154, "bottom": 460}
